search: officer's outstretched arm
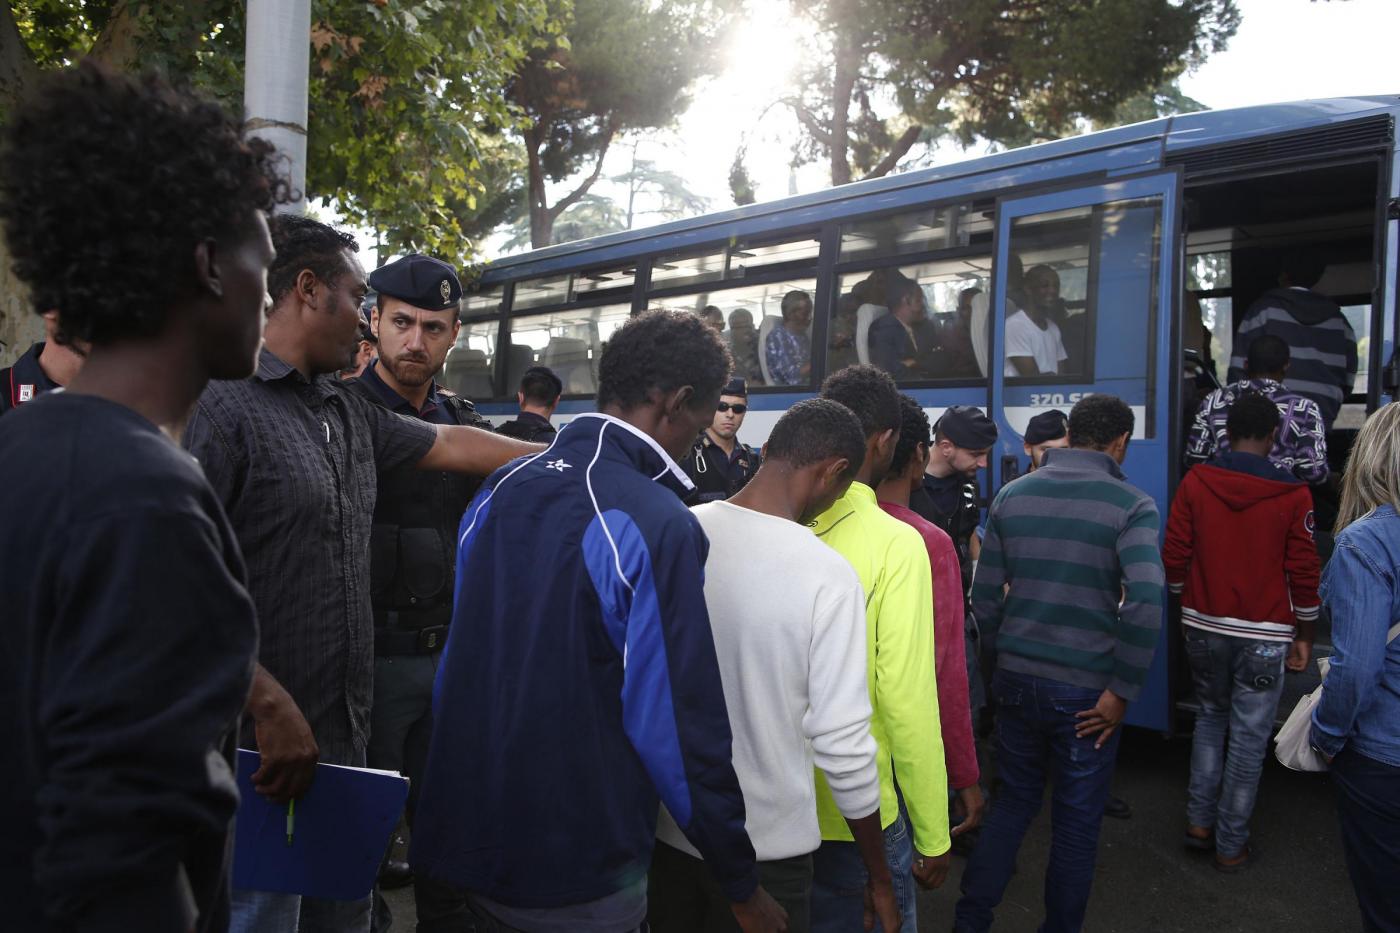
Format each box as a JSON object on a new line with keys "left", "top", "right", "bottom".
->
{"left": 416, "top": 424, "right": 544, "bottom": 475}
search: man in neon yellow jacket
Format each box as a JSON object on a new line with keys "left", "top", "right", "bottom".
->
{"left": 810, "top": 365, "right": 952, "bottom": 932}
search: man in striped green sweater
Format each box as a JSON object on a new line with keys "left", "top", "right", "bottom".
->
{"left": 954, "top": 394, "right": 1164, "bottom": 933}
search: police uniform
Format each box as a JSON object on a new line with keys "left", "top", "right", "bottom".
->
{"left": 0, "top": 342, "right": 59, "bottom": 415}
{"left": 497, "top": 366, "right": 561, "bottom": 443}
{"left": 911, "top": 405, "right": 998, "bottom": 714}
{"left": 679, "top": 377, "right": 758, "bottom": 504}
{"left": 343, "top": 255, "right": 491, "bottom": 823}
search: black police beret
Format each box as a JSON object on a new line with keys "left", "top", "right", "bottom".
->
{"left": 722, "top": 376, "right": 747, "bottom": 398}
{"left": 936, "top": 405, "right": 998, "bottom": 450}
{"left": 368, "top": 253, "right": 462, "bottom": 311}
{"left": 1024, "top": 409, "right": 1068, "bottom": 445}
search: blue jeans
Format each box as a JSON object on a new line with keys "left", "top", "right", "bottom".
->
{"left": 1332, "top": 746, "right": 1400, "bottom": 932}
{"left": 229, "top": 886, "right": 371, "bottom": 933}
{"left": 1183, "top": 630, "right": 1288, "bottom": 858}
{"left": 954, "top": 670, "right": 1120, "bottom": 933}
{"left": 811, "top": 810, "right": 916, "bottom": 933}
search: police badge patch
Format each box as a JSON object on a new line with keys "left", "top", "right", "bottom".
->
{"left": 440, "top": 279, "right": 451, "bottom": 304}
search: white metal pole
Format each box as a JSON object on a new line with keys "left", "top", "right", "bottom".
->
{"left": 244, "top": 0, "right": 311, "bottom": 213}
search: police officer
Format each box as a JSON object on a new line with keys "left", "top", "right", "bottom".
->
{"left": 911, "top": 405, "right": 998, "bottom": 718}
{"left": 1023, "top": 409, "right": 1069, "bottom": 470}
{"left": 344, "top": 253, "right": 491, "bottom": 929}
{"left": 496, "top": 365, "right": 561, "bottom": 442}
{"left": 0, "top": 310, "right": 84, "bottom": 415}
{"left": 680, "top": 375, "right": 758, "bottom": 503}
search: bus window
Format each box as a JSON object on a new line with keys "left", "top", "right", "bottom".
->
{"left": 1002, "top": 206, "right": 1093, "bottom": 381}
{"left": 442, "top": 319, "right": 499, "bottom": 400}
{"left": 649, "top": 246, "right": 727, "bottom": 290}
{"left": 512, "top": 273, "right": 571, "bottom": 311}
{"left": 839, "top": 201, "right": 989, "bottom": 263}
{"left": 729, "top": 232, "right": 820, "bottom": 277}
{"left": 461, "top": 283, "right": 503, "bottom": 317}
{"left": 505, "top": 302, "right": 632, "bottom": 396}
{"left": 1341, "top": 304, "right": 1371, "bottom": 394}
{"left": 574, "top": 263, "right": 638, "bottom": 302}
{"left": 655, "top": 278, "right": 818, "bottom": 388}
{"left": 1188, "top": 251, "right": 1232, "bottom": 385}
{"left": 832, "top": 256, "right": 992, "bottom": 384}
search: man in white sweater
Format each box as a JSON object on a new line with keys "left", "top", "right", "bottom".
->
{"left": 649, "top": 398, "right": 900, "bottom": 933}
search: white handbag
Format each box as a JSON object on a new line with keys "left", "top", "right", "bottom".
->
{"left": 1274, "top": 621, "right": 1400, "bottom": 772}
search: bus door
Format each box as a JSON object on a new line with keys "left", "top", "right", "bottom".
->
{"left": 988, "top": 171, "right": 1181, "bottom": 731}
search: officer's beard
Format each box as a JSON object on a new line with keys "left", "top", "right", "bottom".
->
{"left": 385, "top": 351, "right": 437, "bottom": 389}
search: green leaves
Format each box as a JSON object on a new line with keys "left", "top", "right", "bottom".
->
{"left": 785, "top": 0, "right": 1240, "bottom": 182}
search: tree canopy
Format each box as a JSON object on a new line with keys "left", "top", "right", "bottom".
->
{"left": 1, "top": 0, "right": 561, "bottom": 266}
{"left": 782, "top": 0, "right": 1240, "bottom": 185}
{"left": 510, "top": 0, "right": 732, "bottom": 247}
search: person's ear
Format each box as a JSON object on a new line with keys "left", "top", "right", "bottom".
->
{"left": 877, "top": 427, "right": 897, "bottom": 456}
{"left": 296, "top": 268, "right": 320, "bottom": 309}
{"left": 821, "top": 457, "right": 850, "bottom": 492}
{"left": 194, "top": 238, "right": 223, "bottom": 298}
{"left": 370, "top": 306, "right": 381, "bottom": 338}
{"left": 663, "top": 385, "right": 696, "bottom": 419}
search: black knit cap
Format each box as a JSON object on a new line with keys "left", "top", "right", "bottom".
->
{"left": 936, "top": 405, "right": 998, "bottom": 449}
{"left": 1024, "top": 409, "right": 1068, "bottom": 445}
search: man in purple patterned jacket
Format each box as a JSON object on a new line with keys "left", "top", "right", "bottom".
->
{"left": 1186, "top": 335, "right": 1327, "bottom": 485}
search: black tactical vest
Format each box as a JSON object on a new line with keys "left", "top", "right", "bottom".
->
{"left": 346, "top": 381, "right": 489, "bottom": 641}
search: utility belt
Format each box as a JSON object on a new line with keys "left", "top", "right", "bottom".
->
{"left": 373, "top": 605, "right": 451, "bottom": 656}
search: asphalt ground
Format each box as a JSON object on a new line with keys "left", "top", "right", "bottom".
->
{"left": 383, "top": 691, "right": 1360, "bottom": 932}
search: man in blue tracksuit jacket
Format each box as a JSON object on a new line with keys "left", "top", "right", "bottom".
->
{"left": 412, "top": 311, "right": 787, "bottom": 933}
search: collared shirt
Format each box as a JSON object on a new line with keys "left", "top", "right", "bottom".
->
{"left": 764, "top": 326, "right": 810, "bottom": 385}
{"left": 1185, "top": 378, "right": 1328, "bottom": 484}
{"left": 0, "top": 342, "right": 59, "bottom": 415}
{"left": 809, "top": 482, "right": 951, "bottom": 858}
{"left": 356, "top": 359, "right": 458, "bottom": 426}
{"left": 680, "top": 431, "right": 757, "bottom": 504}
{"left": 183, "top": 348, "right": 438, "bottom": 763}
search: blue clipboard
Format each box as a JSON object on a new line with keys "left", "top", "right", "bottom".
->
{"left": 232, "top": 749, "right": 409, "bottom": 900}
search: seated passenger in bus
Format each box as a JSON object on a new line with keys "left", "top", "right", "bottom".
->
{"left": 725, "top": 308, "right": 764, "bottom": 385}
{"left": 1228, "top": 250, "right": 1357, "bottom": 430}
{"left": 869, "top": 278, "right": 928, "bottom": 380}
{"left": 1025, "top": 264, "right": 1085, "bottom": 375}
{"left": 1004, "top": 265, "right": 1068, "bottom": 378}
{"left": 765, "top": 290, "right": 813, "bottom": 385}
{"left": 700, "top": 305, "right": 725, "bottom": 335}
{"left": 828, "top": 291, "right": 862, "bottom": 374}
{"left": 922, "top": 288, "right": 983, "bottom": 380}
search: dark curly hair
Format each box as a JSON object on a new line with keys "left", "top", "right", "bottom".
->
{"left": 820, "top": 364, "right": 901, "bottom": 437}
{"left": 765, "top": 398, "right": 866, "bottom": 479}
{"left": 597, "top": 309, "right": 731, "bottom": 410}
{"left": 1226, "top": 391, "right": 1280, "bottom": 442}
{"left": 889, "top": 394, "right": 932, "bottom": 477}
{"left": 0, "top": 60, "right": 286, "bottom": 346}
{"left": 268, "top": 214, "right": 360, "bottom": 306}
{"left": 1068, "top": 393, "right": 1135, "bottom": 450}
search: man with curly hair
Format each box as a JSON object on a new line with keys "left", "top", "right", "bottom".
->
{"left": 412, "top": 310, "right": 787, "bottom": 933}
{"left": 0, "top": 62, "right": 278, "bottom": 932}
{"left": 183, "top": 215, "right": 539, "bottom": 932}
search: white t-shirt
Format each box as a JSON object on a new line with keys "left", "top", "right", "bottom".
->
{"left": 1004, "top": 309, "right": 1068, "bottom": 377}
{"left": 655, "top": 501, "right": 879, "bottom": 861}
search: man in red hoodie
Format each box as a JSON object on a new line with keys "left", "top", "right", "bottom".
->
{"left": 1164, "top": 392, "right": 1320, "bottom": 872}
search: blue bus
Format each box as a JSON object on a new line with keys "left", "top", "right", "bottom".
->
{"left": 444, "top": 95, "right": 1400, "bottom": 732}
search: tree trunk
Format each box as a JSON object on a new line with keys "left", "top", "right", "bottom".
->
{"left": 0, "top": 235, "right": 39, "bottom": 369}
{"left": 828, "top": 35, "right": 857, "bottom": 187}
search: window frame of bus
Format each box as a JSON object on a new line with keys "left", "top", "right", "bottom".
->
{"left": 645, "top": 229, "right": 822, "bottom": 295}
{"left": 644, "top": 230, "right": 823, "bottom": 393}
{"left": 828, "top": 194, "right": 996, "bottom": 390}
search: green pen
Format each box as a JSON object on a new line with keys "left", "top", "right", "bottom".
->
{"left": 286, "top": 799, "right": 296, "bottom": 847}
